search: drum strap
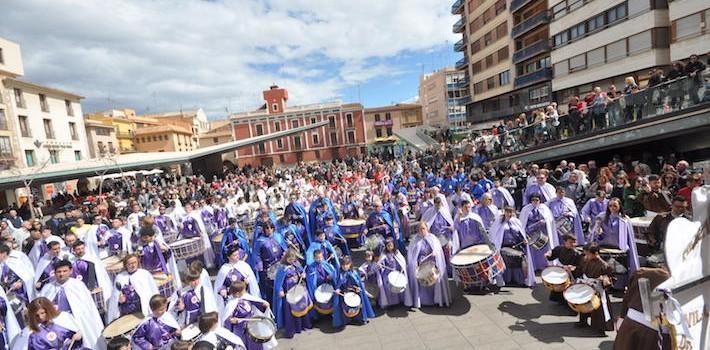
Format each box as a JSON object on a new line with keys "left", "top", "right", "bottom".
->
{"left": 582, "top": 275, "right": 611, "bottom": 321}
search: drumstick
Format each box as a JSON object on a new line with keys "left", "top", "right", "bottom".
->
{"left": 419, "top": 252, "right": 434, "bottom": 262}
{"left": 68, "top": 338, "right": 76, "bottom": 350}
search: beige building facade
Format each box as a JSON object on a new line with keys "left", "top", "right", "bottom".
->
{"left": 198, "top": 120, "right": 237, "bottom": 165}
{"left": 134, "top": 125, "right": 195, "bottom": 153}
{"left": 419, "top": 67, "right": 469, "bottom": 128}
{"left": 84, "top": 118, "right": 119, "bottom": 158}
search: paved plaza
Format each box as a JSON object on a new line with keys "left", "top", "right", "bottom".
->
{"left": 277, "top": 277, "right": 619, "bottom": 350}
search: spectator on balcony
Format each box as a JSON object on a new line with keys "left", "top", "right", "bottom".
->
{"left": 666, "top": 61, "right": 686, "bottom": 110}
{"left": 546, "top": 105, "right": 560, "bottom": 140}
{"left": 515, "top": 113, "right": 528, "bottom": 146}
{"left": 590, "top": 87, "right": 608, "bottom": 131}
{"left": 606, "top": 85, "right": 622, "bottom": 127}
{"left": 686, "top": 54, "right": 707, "bottom": 105}
{"left": 567, "top": 96, "right": 581, "bottom": 137}
{"left": 533, "top": 110, "right": 547, "bottom": 145}
{"left": 623, "top": 77, "right": 640, "bottom": 122}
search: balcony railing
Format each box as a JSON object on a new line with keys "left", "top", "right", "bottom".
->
{"left": 511, "top": 11, "right": 549, "bottom": 39}
{"left": 451, "top": 0, "right": 464, "bottom": 14}
{"left": 457, "top": 77, "right": 470, "bottom": 89}
{"left": 455, "top": 57, "right": 468, "bottom": 70}
{"left": 454, "top": 38, "right": 466, "bottom": 52}
{"left": 456, "top": 95, "right": 472, "bottom": 105}
{"left": 453, "top": 18, "right": 465, "bottom": 33}
{"left": 512, "top": 40, "right": 550, "bottom": 64}
{"left": 510, "top": 0, "right": 534, "bottom": 13}
{"left": 513, "top": 67, "right": 552, "bottom": 88}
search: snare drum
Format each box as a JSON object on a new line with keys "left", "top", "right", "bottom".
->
{"left": 154, "top": 273, "right": 175, "bottom": 298}
{"left": 162, "top": 230, "right": 178, "bottom": 243}
{"left": 91, "top": 288, "right": 105, "bottom": 314}
{"left": 169, "top": 237, "right": 205, "bottom": 260}
{"left": 450, "top": 244, "right": 506, "bottom": 286}
{"left": 415, "top": 261, "right": 440, "bottom": 287}
{"left": 314, "top": 283, "right": 335, "bottom": 314}
{"left": 555, "top": 217, "right": 573, "bottom": 236}
{"left": 387, "top": 271, "right": 407, "bottom": 294}
{"left": 528, "top": 230, "right": 549, "bottom": 250}
{"left": 499, "top": 247, "right": 524, "bottom": 269}
{"left": 339, "top": 219, "right": 366, "bottom": 239}
{"left": 364, "top": 234, "right": 384, "bottom": 252}
{"left": 181, "top": 323, "right": 201, "bottom": 342}
{"left": 102, "top": 312, "right": 143, "bottom": 340}
{"left": 102, "top": 255, "right": 125, "bottom": 279}
{"left": 342, "top": 292, "right": 362, "bottom": 318}
{"left": 246, "top": 317, "right": 277, "bottom": 344}
{"left": 629, "top": 216, "right": 653, "bottom": 241}
{"left": 563, "top": 283, "right": 601, "bottom": 314}
{"left": 540, "top": 266, "right": 571, "bottom": 292}
{"left": 285, "top": 284, "right": 313, "bottom": 317}
{"left": 266, "top": 263, "right": 281, "bottom": 280}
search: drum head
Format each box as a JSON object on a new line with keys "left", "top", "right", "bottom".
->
{"left": 541, "top": 266, "right": 568, "bottom": 284}
{"left": 450, "top": 244, "right": 492, "bottom": 265}
{"left": 247, "top": 318, "right": 276, "bottom": 340}
{"left": 388, "top": 271, "right": 407, "bottom": 286}
{"left": 563, "top": 283, "right": 595, "bottom": 304}
{"left": 212, "top": 233, "right": 223, "bottom": 243}
{"left": 599, "top": 248, "right": 625, "bottom": 255}
{"left": 153, "top": 273, "right": 172, "bottom": 286}
{"left": 500, "top": 247, "right": 524, "bottom": 257}
{"left": 416, "top": 261, "right": 436, "bottom": 278}
{"left": 344, "top": 292, "right": 361, "bottom": 307}
{"left": 286, "top": 284, "right": 307, "bottom": 304}
{"left": 340, "top": 219, "right": 365, "bottom": 226}
{"left": 181, "top": 323, "right": 201, "bottom": 341}
{"left": 103, "top": 313, "right": 143, "bottom": 338}
{"left": 315, "top": 284, "right": 334, "bottom": 303}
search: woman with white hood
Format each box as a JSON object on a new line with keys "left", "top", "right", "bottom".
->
{"left": 421, "top": 196, "right": 459, "bottom": 273}
{"left": 405, "top": 223, "right": 451, "bottom": 308}
{"left": 489, "top": 206, "right": 536, "bottom": 287}
{"left": 519, "top": 192, "right": 558, "bottom": 271}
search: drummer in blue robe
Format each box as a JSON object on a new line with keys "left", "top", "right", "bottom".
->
{"left": 468, "top": 176, "right": 488, "bottom": 201}
{"left": 132, "top": 295, "right": 180, "bottom": 350}
{"left": 454, "top": 200, "right": 489, "bottom": 249}
{"left": 223, "top": 280, "right": 276, "bottom": 350}
{"left": 273, "top": 250, "right": 312, "bottom": 338}
{"left": 253, "top": 207, "right": 279, "bottom": 240}
{"left": 548, "top": 187, "right": 586, "bottom": 243}
{"left": 381, "top": 192, "right": 406, "bottom": 252}
{"left": 284, "top": 193, "right": 310, "bottom": 243}
{"left": 217, "top": 217, "right": 251, "bottom": 266}
{"left": 332, "top": 256, "right": 375, "bottom": 329}
{"left": 277, "top": 217, "right": 308, "bottom": 261}
{"left": 340, "top": 193, "right": 362, "bottom": 220}
{"left": 305, "top": 249, "right": 337, "bottom": 317}
{"left": 308, "top": 195, "right": 338, "bottom": 236}
{"left": 251, "top": 222, "right": 287, "bottom": 303}
{"left": 323, "top": 215, "right": 350, "bottom": 257}
{"left": 365, "top": 200, "right": 398, "bottom": 256}
{"left": 441, "top": 174, "right": 457, "bottom": 196}
{"left": 305, "top": 230, "right": 340, "bottom": 270}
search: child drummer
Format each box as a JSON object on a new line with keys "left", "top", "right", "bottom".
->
{"left": 132, "top": 294, "right": 181, "bottom": 350}
{"left": 575, "top": 243, "right": 614, "bottom": 336}
{"left": 332, "top": 256, "right": 375, "bottom": 329}
{"left": 545, "top": 233, "right": 582, "bottom": 303}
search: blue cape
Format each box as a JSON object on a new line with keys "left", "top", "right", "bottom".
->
{"left": 250, "top": 232, "right": 287, "bottom": 277}
{"left": 305, "top": 240, "right": 340, "bottom": 271}
{"left": 332, "top": 270, "right": 375, "bottom": 328}
{"left": 217, "top": 226, "right": 251, "bottom": 266}
{"left": 285, "top": 202, "right": 310, "bottom": 241}
{"left": 272, "top": 264, "right": 309, "bottom": 329}
{"left": 305, "top": 260, "right": 337, "bottom": 299}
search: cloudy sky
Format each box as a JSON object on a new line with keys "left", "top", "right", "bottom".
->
{"left": 1, "top": 0, "right": 460, "bottom": 119}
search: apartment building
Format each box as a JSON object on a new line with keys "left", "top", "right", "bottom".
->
{"left": 134, "top": 124, "right": 195, "bottom": 153}
{"left": 419, "top": 67, "right": 470, "bottom": 127}
{"left": 231, "top": 85, "right": 367, "bottom": 167}
{"left": 84, "top": 117, "right": 119, "bottom": 158}
{"left": 141, "top": 108, "right": 209, "bottom": 148}
{"left": 668, "top": 1, "right": 710, "bottom": 61}
{"left": 549, "top": 0, "right": 672, "bottom": 106}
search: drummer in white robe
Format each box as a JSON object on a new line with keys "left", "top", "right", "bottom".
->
{"left": 422, "top": 196, "right": 460, "bottom": 260}
{"left": 0, "top": 244, "right": 35, "bottom": 312}
{"left": 0, "top": 280, "right": 21, "bottom": 347}
{"left": 519, "top": 193, "right": 558, "bottom": 271}
{"left": 38, "top": 259, "right": 103, "bottom": 348}
{"left": 474, "top": 193, "right": 500, "bottom": 232}
{"left": 179, "top": 203, "right": 216, "bottom": 268}
{"left": 213, "top": 246, "right": 260, "bottom": 317}
{"left": 107, "top": 254, "right": 160, "bottom": 322}
{"left": 68, "top": 239, "right": 113, "bottom": 311}
{"left": 405, "top": 222, "right": 451, "bottom": 308}
{"left": 196, "top": 311, "right": 246, "bottom": 349}
{"left": 28, "top": 228, "right": 64, "bottom": 267}
{"left": 33, "top": 240, "right": 70, "bottom": 292}
{"left": 489, "top": 206, "right": 536, "bottom": 287}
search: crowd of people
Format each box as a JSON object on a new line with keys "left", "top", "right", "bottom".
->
{"left": 0, "top": 142, "right": 704, "bottom": 349}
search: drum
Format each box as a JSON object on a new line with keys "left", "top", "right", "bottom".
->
{"left": 499, "top": 247, "right": 524, "bottom": 269}
{"left": 564, "top": 283, "right": 601, "bottom": 314}
{"left": 599, "top": 247, "right": 628, "bottom": 275}
{"left": 102, "top": 312, "right": 143, "bottom": 340}
{"left": 339, "top": 219, "right": 366, "bottom": 239}
{"left": 314, "top": 283, "right": 335, "bottom": 314}
{"left": 91, "top": 288, "right": 105, "bottom": 314}
{"left": 541, "top": 266, "right": 571, "bottom": 292}
{"left": 266, "top": 263, "right": 281, "bottom": 280}
{"left": 162, "top": 229, "right": 179, "bottom": 243}
{"left": 285, "top": 284, "right": 313, "bottom": 317}
{"left": 342, "top": 292, "right": 362, "bottom": 318}
{"left": 102, "top": 255, "right": 125, "bottom": 279}
{"left": 364, "top": 279, "right": 379, "bottom": 300}
{"left": 450, "top": 244, "right": 506, "bottom": 286}
{"left": 629, "top": 216, "right": 653, "bottom": 241}
{"left": 169, "top": 237, "right": 205, "bottom": 260}
{"left": 181, "top": 323, "right": 201, "bottom": 342}
{"left": 436, "top": 234, "right": 449, "bottom": 248}
{"left": 211, "top": 233, "right": 223, "bottom": 256}
{"left": 246, "top": 317, "right": 277, "bottom": 344}
{"left": 154, "top": 273, "right": 175, "bottom": 298}
{"left": 364, "top": 234, "right": 384, "bottom": 252}
{"left": 387, "top": 271, "right": 407, "bottom": 294}
{"left": 415, "top": 261, "right": 440, "bottom": 287}
{"left": 528, "top": 230, "right": 549, "bottom": 250}
{"left": 555, "top": 217, "right": 573, "bottom": 236}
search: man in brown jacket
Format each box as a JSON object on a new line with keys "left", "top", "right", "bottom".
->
{"left": 638, "top": 175, "right": 672, "bottom": 214}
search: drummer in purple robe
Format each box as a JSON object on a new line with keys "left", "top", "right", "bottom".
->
{"left": 332, "top": 256, "right": 375, "bottom": 329}
{"left": 154, "top": 205, "right": 178, "bottom": 241}
{"left": 365, "top": 200, "right": 395, "bottom": 256}
{"left": 223, "top": 280, "right": 277, "bottom": 350}
{"left": 277, "top": 217, "right": 308, "bottom": 263}
{"left": 405, "top": 222, "right": 451, "bottom": 308}
{"left": 106, "top": 218, "right": 132, "bottom": 256}
{"left": 548, "top": 187, "right": 586, "bottom": 244}
{"left": 27, "top": 297, "right": 89, "bottom": 350}
{"left": 284, "top": 193, "right": 310, "bottom": 243}
{"left": 305, "top": 249, "right": 337, "bottom": 317}
{"left": 171, "top": 267, "right": 218, "bottom": 327}
{"left": 196, "top": 311, "right": 245, "bottom": 349}
{"left": 136, "top": 227, "right": 173, "bottom": 275}
{"left": 108, "top": 254, "right": 160, "bottom": 322}
{"left": 251, "top": 222, "right": 287, "bottom": 304}
{"left": 0, "top": 244, "right": 32, "bottom": 326}
{"left": 272, "top": 249, "right": 312, "bottom": 338}
{"left": 381, "top": 191, "right": 406, "bottom": 252}
{"left": 474, "top": 193, "right": 500, "bottom": 232}
{"left": 581, "top": 190, "right": 609, "bottom": 227}
{"left": 489, "top": 206, "right": 536, "bottom": 288}
{"left": 421, "top": 197, "right": 459, "bottom": 273}
{"left": 491, "top": 180, "right": 515, "bottom": 209}
{"left": 217, "top": 217, "right": 251, "bottom": 266}
{"left": 519, "top": 193, "right": 558, "bottom": 271}
{"left": 376, "top": 238, "right": 411, "bottom": 308}
{"left": 523, "top": 171, "right": 557, "bottom": 206}
{"left": 589, "top": 198, "right": 640, "bottom": 289}
{"left": 132, "top": 294, "right": 180, "bottom": 350}
{"left": 34, "top": 240, "right": 63, "bottom": 292}
{"left": 214, "top": 246, "right": 260, "bottom": 316}
{"left": 454, "top": 200, "right": 489, "bottom": 249}
{"left": 213, "top": 197, "right": 231, "bottom": 231}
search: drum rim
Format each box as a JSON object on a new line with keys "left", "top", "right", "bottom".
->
{"left": 247, "top": 318, "right": 276, "bottom": 341}
{"left": 102, "top": 312, "right": 143, "bottom": 338}
{"left": 563, "top": 283, "right": 595, "bottom": 303}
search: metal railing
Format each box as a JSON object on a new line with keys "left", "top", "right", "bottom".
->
{"left": 454, "top": 38, "right": 466, "bottom": 52}
{"left": 510, "top": 0, "right": 533, "bottom": 13}
{"left": 512, "top": 40, "right": 550, "bottom": 64}
{"left": 451, "top": 0, "right": 465, "bottom": 14}
{"left": 514, "top": 67, "right": 552, "bottom": 88}
{"left": 455, "top": 57, "right": 469, "bottom": 70}
{"left": 511, "top": 11, "right": 550, "bottom": 38}
{"left": 453, "top": 18, "right": 465, "bottom": 33}
{"left": 471, "top": 73, "right": 710, "bottom": 159}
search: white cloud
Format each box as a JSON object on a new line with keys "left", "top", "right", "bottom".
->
{"left": 0, "top": 0, "right": 458, "bottom": 118}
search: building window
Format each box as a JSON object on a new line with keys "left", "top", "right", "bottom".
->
{"left": 345, "top": 113, "right": 353, "bottom": 127}
{"left": 374, "top": 114, "right": 380, "bottom": 122}
{"left": 330, "top": 131, "right": 337, "bottom": 145}
{"left": 49, "top": 150, "right": 59, "bottom": 164}
{"left": 152, "top": 136, "right": 157, "bottom": 142}
{"left": 65, "top": 100, "right": 74, "bottom": 116}
{"left": 279, "top": 154, "right": 285, "bottom": 163}
{"left": 499, "top": 70, "right": 510, "bottom": 86}
{"left": 569, "top": 53, "right": 586, "bottom": 71}
{"left": 328, "top": 115, "right": 336, "bottom": 127}
{"left": 74, "top": 150, "right": 81, "bottom": 161}
{"left": 673, "top": 13, "right": 703, "bottom": 41}
{"left": 529, "top": 85, "right": 550, "bottom": 104}
{"left": 486, "top": 77, "right": 495, "bottom": 90}
{"left": 13, "top": 88, "right": 25, "bottom": 108}
{"left": 606, "top": 39, "right": 627, "bottom": 61}
{"left": 385, "top": 112, "right": 391, "bottom": 120}
{"left": 293, "top": 136, "right": 302, "bottom": 149}
{"left": 554, "top": 60, "right": 569, "bottom": 76}
{"left": 25, "top": 150, "right": 35, "bottom": 166}
{"left": 276, "top": 138, "right": 283, "bottom": 149}
{"left": 347, "top": 130, "right": 355, "bottom": 144}
{"left": 272, "top": 103, "right": 279, "bottom": 111}
{"left": 314, "top": 150, "right": 320, "bottom": 158}
{"left": 376, "top": 128, "right": 383, "bottom": 138}
{"left": 0, "top": 109, "right": 7, "bottom": 130}
{"left": 0, "top": 48, "right": 3, "bottom": 64}
{"left": 0, "top": 137, "right": 12, "bottom": 156}
{"left": 628, "top": 30, "right": 652, "bottom": 54}
{"left": 274, "top": 121, "right": 281, "bottom": 132}
{"left": 310, "top": 117, "right": 316, "bottom": 124}
{"left": 587, "top": 47, "right": 605, "bottom": 67}
{"left": 258, "top": 143, "right": 265, "bottom": 154}
{"left": 98, "top": 141, "right": 105, "bottom": 154}
{"left": 386, "top": 127, "right": 393, "bottom": 136}
{"left": 291, "top": 120, "right": 299, "bottom": 128}
{"left": 108, "top": 142, "right": 115, "bottom": 154}
{"left": 39, "top": 94, "right": 50, "bottom": 112}
{"left": 43, "top": 119, "right": 55, "bottom": 139}
{"left": 69, "top": 122, "right": 78, "bottom": 140}
{"left": 312, "top": 132, "right": 319, "bottom": 145}
{"left": 255, "top": 124, "right": 263, "bottom": 136}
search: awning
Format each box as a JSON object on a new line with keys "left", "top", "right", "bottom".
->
{"left": 394, "top": 126, "right": 439, "bottom": 151}
{"left": 374, "top": 135, "right": 399, "bottom": 143}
